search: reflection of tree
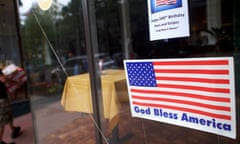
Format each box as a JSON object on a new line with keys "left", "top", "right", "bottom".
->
{"left": 21, "top": 1, "right": 85, "bottom": 66}
{"left": 21, "top": 0, "right": 152, "bottom": 65}
{"left": 58, "top": 0, "right": 84, "bottom": 56}
{"left": 94, "top": 0, "right": 122, "bottom": 54}
{"left": 21, "top": 4, "right": 56, "bottom": 65}
{"left": 204, "top": 27, "right": 233, "bottom": 52}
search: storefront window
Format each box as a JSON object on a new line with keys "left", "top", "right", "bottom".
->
{"left": 0, "top": 0, "right": 27, "bottom": 103}
{"left": 19, "top": 0, "right": 239, "bottom": 143}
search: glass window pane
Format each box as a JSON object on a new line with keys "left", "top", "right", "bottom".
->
{"left": 20, "top": 1, "right": 97, "bottom": 143}
{"left": 19, "top": 0, "right": 240, "bottom": 143}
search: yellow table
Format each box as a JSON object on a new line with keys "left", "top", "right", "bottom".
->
{"left": 61, "top": 69, "right": 128, "bottom": 131}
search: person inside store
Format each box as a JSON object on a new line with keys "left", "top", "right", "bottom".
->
{"left": 0, "top": 69, "right": 21, "bottom": 144}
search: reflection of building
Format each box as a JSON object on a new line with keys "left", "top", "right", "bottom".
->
{"left": 0, "top": 0, "right": 22, "bottom": 66}
{"left": 207, "top": 0, "right": 222, "bottom": 44}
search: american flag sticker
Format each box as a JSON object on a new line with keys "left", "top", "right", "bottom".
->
{"left": 124, "top": 57, "right": 236, "bottom": 139}
{"left": 151, "top": 0, "right": 182, "bottom": 13}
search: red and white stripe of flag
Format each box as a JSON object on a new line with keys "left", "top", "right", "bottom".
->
{"left": 156, "top": 0, "right": 177, "bottom": 6}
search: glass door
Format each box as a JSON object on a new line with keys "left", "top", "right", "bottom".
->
{"left": 19, "top": 0, "right": 99, "bottom": 143}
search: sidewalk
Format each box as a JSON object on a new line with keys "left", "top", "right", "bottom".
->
{"left": 1, "top": 96, "right": 82, "bottom": 144}
{"left": 1, "top": 95, "right": 84, "bottom": 144}
{"left": 3, "top": 113, "right": 35, "bottom": 144}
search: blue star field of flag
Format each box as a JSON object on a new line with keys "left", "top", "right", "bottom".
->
{"left": 126, "top": 62, "right": 157, "bottom": 87}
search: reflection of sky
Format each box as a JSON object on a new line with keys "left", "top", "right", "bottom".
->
{"left": 19, "top": 0, "right": 70, "bottom": 25}
{"left": 19, "top": 0, "right": 33, "bottom": 14}
{"left": 19, "top": 0, "right": 71, "bottom": 14}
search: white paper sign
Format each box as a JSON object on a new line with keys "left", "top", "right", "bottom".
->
{"left": 147, "top": 0, "right": 190, "bottom": 41}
